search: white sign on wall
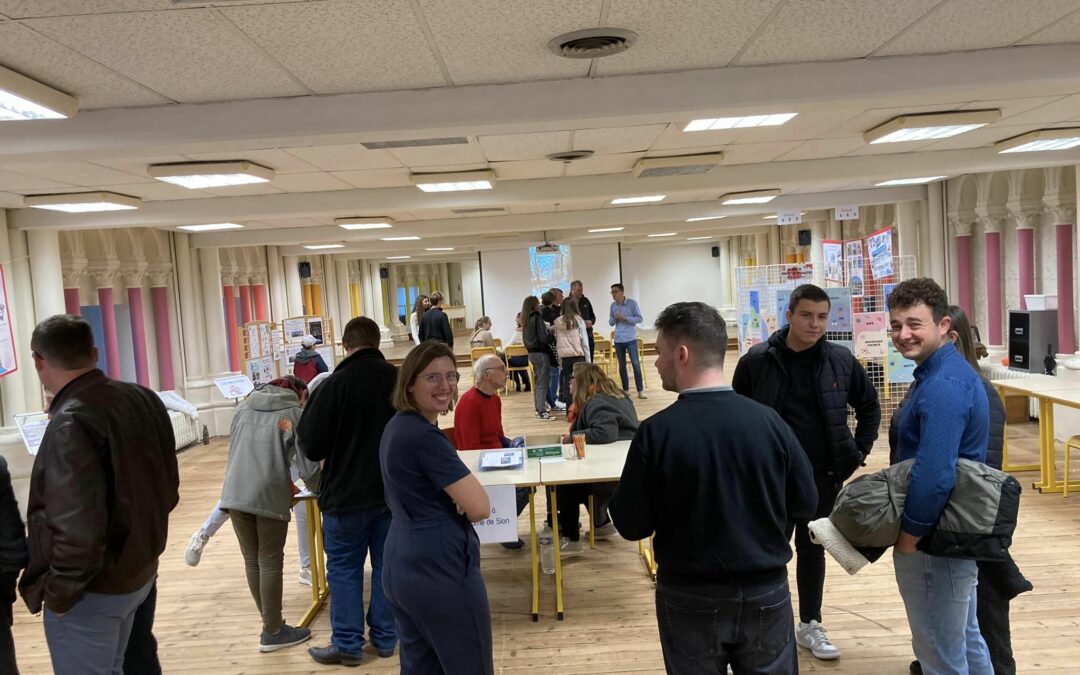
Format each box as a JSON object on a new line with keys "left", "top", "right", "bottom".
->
{"left": 835, "top": 205, "right": 860, "bottom": 221}
{"left": 777, "top": 210, "right": 803, "bottom": 225}
{"left": 471, "top": 484, "right": 518, "bottom": 544}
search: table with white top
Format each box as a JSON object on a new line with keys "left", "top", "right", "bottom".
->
{"left": 992, "top": 376, "right": 1080, "bottom": 492}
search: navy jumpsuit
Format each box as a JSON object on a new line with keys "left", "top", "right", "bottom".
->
{"left": 379, "top": 411, "right": 494, "bottom": 674}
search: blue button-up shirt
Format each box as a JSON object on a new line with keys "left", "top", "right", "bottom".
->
{"left": 896, "top": 342, "right": 989, "bottom": 537}
{"left": 609, "top": 298, "right": 643, "bottom": 343}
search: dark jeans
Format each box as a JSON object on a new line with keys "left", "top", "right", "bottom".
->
{"left": 548, "top": 365, "right": 561, "bottom": 407}
{"left": 792, "top": 472, "right": 839, "bottom": 624}
{"left": 976, "top": 553, "right": 1030, "bottom": 675}
{"left": 556, "top": 483, "right": 615, "bottom": 542}
{"left": 614, "top": 340, "right": 644, "bottom": 392}
{"left": 1, "top": 572, "right": 17, "bottom": 675}
{"left": 559, "top": 356, "right": 586, "bottom": 405}
{"left": 656, "top": 578, "right": 797, "bottom": 674}
{"left": 123, "top": 580, "right": 161, "bottom": 675}
{"left": 231, "top": 511, "right": 289, "bottom": 634}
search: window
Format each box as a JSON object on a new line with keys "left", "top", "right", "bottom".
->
{"left": 529, "top": 245, "right": 572, "bottom": 298}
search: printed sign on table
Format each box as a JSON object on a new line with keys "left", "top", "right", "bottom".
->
{"left": 853, "top": 312, "right": 889, "bottom": 359}
{"left": 866, "top": 227, "right": 895, "bottom": 279}
{"left": 472, "top": 485, "right": 519, "bottom": 544}
{"left": 823, "top": 240, "right": 843, "bottom": 282}
{"left": 844, "top": 239, "right": 865, "bottom": 297}
{"left": 214, "top": 374, "right": 255, "bottom": 400}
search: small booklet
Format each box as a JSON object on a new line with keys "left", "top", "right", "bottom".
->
{"left": 479, "top": 450, "right": 524, "bottom": 471}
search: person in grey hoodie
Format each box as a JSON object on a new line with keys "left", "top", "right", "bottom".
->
{"left": 219, "top": 376, "right": 320, "bottom": 653}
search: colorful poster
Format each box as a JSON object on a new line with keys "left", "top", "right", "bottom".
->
{"left": 258, "top": 324, "right": 272, "bottom": 358}
{"left": 826, "top": 287, "right": 852, "bottom": 332}
{"left": 270, "top": 329, "right": 283, "bottom": 358}
{"left": 283, "top": 317, "right": 307, "bottom": 342}
{"left": 246, "top": 325, "right": 260, "bottom": 358}
{"left": 853, "top": 312, "right": 889, "bottom": 359}
{"left": 866, "top": 227, "right": 895, "bottom": 279}
{"left": 887, "top": 341, "right": 916, "bottom": 384}
{"left": 0, "top": 264, "right": 16, "bottom": 378}
{"left": 883, "top": 283, "right": 898, "bottom": 309}
{"left": 246, "top": 356, "right": 275, "bottom": 386}
{"left": 782, "top": 263, "right": 813, "bottom": 282}
{"left": 832, "top": 339, "right": 854, "bottom": 355}
{"left": 823, "top": 240, "right": 843, "bottom": 282}
{"left": 748, "top": 290, "right": 766, "bottom": 344}
{"left": 308, "top": 318, "right": 324, "bottom": 345}
{"left": 844, "top": 239, "right": 865, "bottom": 297}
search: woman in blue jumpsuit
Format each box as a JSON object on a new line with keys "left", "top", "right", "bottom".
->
{"left": 380, "top": 341, "right": 495, "bottom": 674}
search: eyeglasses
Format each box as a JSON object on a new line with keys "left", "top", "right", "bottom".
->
{"left": 421, "top": 372, "right": 460, "bottom": 385}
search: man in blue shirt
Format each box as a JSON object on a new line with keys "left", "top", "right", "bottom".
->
{"left": 888, "top": 278, "right": 993, "bottom": 675}
{"left": 608, "top": 283, "right": 647, "bottom": 399}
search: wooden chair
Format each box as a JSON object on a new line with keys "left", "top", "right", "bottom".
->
{"left": 1063, "top": 435, "right": 1080, "bottom": 497}
{"left": 592, "top": 336, "right": 613, "bottom": 376}
{"left": 493, "top": 337, "right": 503, "bottom": 350}
{"left": 470, "top": 346, "right": 497, "bottom": 368}
{"left": 504, "top": 344, "right": 533, "bottom": 393}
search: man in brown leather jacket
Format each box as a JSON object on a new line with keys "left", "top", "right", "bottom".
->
{"left": 18, "top": 315, "right": 179, "bottom": 673}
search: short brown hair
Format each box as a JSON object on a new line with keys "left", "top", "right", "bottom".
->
{"left": 393, "top": 341, "right": 458, "bottom": 414}
{"left": 887, "top": 277, "right": 949, "bottom": 323}
{"left": 430, "top": 291, "right": 444, "bottom": 306}
{"left": 342, "top": 316, "right": 380, "bottom": 351}
{"left": 31, "top": 314, "right": 96, "bottom": 370}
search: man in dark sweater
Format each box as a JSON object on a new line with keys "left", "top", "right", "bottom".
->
{"left": 731, "top": 283, "right": 880, "bottom": 661}
{"left": 297, "top": 317, "right": 399, "bottom": 666}
{"left": 569, "top": 280, "right": 597, "bottom": 361}
{"left": 610, "top": 301, "right": 817, "bottom": 674}
{"left": 418, "top": 291, "right": 453, "bottom": 347}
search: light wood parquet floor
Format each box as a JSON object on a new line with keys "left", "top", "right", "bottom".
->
{"left": 11, "top": 351, "right": 1080, "bottom": 673}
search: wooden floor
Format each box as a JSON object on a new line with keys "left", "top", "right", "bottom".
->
{"left": 12, "top": 352, "right": 1080, "bottom": 673}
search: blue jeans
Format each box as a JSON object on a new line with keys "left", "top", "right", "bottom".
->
{"left": 614, "top": 340, "right": 644, "bottom": 392}
{"left": 655, "top": 578, "right": 797, "bottom": 674}
{"left": 44, "top": 576, "right": 155, "bottom": 675}
{"left": 548, "top": 365, "right": 560, "bottom": 407}
{"left": 323, "top": 507, "right": 396, "bottom": 656}
{"left": 894, "top": 551, "right": 993, "bottom": 674}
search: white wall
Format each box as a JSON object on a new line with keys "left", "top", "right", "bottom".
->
{"left": 620, "top": 243, "right": 725, "bottom": 326}
{"left": 459, "top": 259, "right": 483, "bottom": 328}
{"left": 569, "top": 242, "right": 621, "bottom": 312}
{"left": 479, "top": 248, "right": 532, "bottom": 344}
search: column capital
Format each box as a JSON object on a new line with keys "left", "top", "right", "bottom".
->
{"left": 947, "top": 213, "right": 975, "bottom": 237}
{"left": 120, "top": 263, "right": 148, "bottom": 288}
{"left": 62, "top": 260, "right": 87, "bottom": 288}
{"left": 1047, "top": 205, "right": 1076, "bottom": 225}
{"left": 248, "top": 269, "right": 266, "bottom": 285}
{"left": 976, "top": 213, "right": 1008, "bottom": 233}
{"left": 147, "top": 263, "right": 173, "bottom": 287}
{"left": 1008, "top": 204, "right": 1044, "bottom": 230}
{"left": 87, "top": 262, "right": 120, "bottom": 288}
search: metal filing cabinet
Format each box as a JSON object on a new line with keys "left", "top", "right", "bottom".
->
{"left": 1008, "top": 309, "right": 1058, "bottom": 371}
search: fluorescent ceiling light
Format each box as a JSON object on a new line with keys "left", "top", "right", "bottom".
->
{"left": 864, "top": 110, "right": 999, "bottom": 144}
{"left": 633, "top": 153, "right": 723, "bottom": 177}
{"left": 381, "top": 236, "right": 421, "bottom": 241}
{"left": 875, "top": 176, "right": 947, "bottom": 186}
{"left": 411, "top": 170, "right": 495, "bottom": 192}
{"left": 611, "top": 195, "right": 665, "bottom": 205}
{"left": 647, "top": 232, "right": 677, "bottom": 238}
{"left": 387, "top": 256, "right": 411, "bottom": 260}
{"left": 303, "top": 243, "right": 345, "bottom": 250}
{"left": 687, "top": 236, "right": 712, "bottom": 240}
{"left": 683, "top": 113, "right": 796, "bottom": 132}
{"left": 335, "top": 216, "right": 395, "bottom": 230}
{"left": 149, "top": 161, "right": 274, "bottom": 189}
{"left": 0, "top": 64, "right": 78, "bottom": 120}
{"left": 686, "top": 216, "right": 726, "bottom": 222}
{"left": 24, "top": 191, "right": 141, "bottom": 212}
{"left": 177, "top": 223, "right": 244, "bottom": 232}
{"left": 589, "top": 226, "right": 625, "bottom": 232}
{"left": 995, "top": 128, "right": 1080, "bottom": 153}
{"left": 720, "top": 189, "right": 780, "bottom": 205}
{"left": 763, "top": 211, "right": 805, "bottom": 220}
{"left": 425, "top": 247, "right": 455, "bottom": 251}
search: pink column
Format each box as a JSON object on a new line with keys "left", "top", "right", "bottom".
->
{"left": 239, "top": 283, "right": 253, "bottom": 324}
{"left": 151, "top": 286, "right": 175, "bottom": 391}
{"left": 955, "top": 234, "right": 973, "bottom": 319}
{"left": 64, "top": 288, "right": 81, "bottom": 315}
{"left": 985, "top": 231, "right": 1002, "bottom": 346}
{"left": 223, "top": 285, "right": 241, "bottom": 372}
{"left": 253, "top": 284, "right": 269, "bottom": 321}
{"left": 1018, "top": 228, "right": 1035, "bottom": 309}
{"left": 127, "top": 287, "right": 150, "bottom": 387}
{"left": 97, "top": 287, "right": 122, "bottom": 379}
{"left": 1057, "top": 224, "right": 1075, "bottom": 352}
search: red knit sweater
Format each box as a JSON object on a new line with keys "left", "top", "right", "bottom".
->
{"left": 453, "top": 387, "right": 507, "bottom": 450}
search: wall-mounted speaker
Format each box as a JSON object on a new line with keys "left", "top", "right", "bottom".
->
{"left": 797, "top": 229, "right": 811, "bottom": 246}
{"left": 711, "top": 246, "right": 720, "bottom": 258}
{"left": 298, "top": 261, "right": 311, "bottom": 278}
{"left": 379, "top": 267, "right": 389, "bottom": 280}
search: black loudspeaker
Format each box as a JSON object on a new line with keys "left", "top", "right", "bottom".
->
{"left": 711, "top": 246, "right": 720, "bottom": 257}
{"left": 298, "top": 261, "right": 311, "bottom": 278}
{"left": 797, "top": 229, "right": 812, "bottom": 246}
{"left": 379, "top": 267, "right": 389, "bottom": 280}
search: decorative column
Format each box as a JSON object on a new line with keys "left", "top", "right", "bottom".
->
{"left": 26, "top": 229, "right": 67, "bottom": 322}
{"left": 148, "top": 265, "right": 175, "bottom": 391}
{"left": 439, "top": 263, "right": 450, "bottom": 298}
{"left": 895, "top": 201, "right": 920, "bottom": 259}
{"left": 1050, "top": 207, "right": 1076, "bottom": 352}
{"left": 222, "top": 275, "right": 241, "bottom": 372}
{"left": 251, "top": 271, "right": 269, "bottom": 322}
{"left": 238, "top": 275, "right": 253, "bottom": 325}
{"left": 266, "top": 247, "right": 287, "bottom": 322}
{"left": 950, "top": 216, "right": 975, "bottom": 318}
{"left": 336, "top": 258, "right": 352, "bottom": 328}
{"left": 89, "top": 265, "right": 122, "bottom": 379}
{"left": 926, "top": 182, "right": 948, "bottom": 284}
{"left": 121, "top": 266, "right": 151, "bottom": 388}
{"left": 284, "top": 255, "right": 303, "bottom": 317}
{"left": 369, "top": 262, "right": 388, "bottom": 327}
{"left": 981, "top": 216, "right": 1005, "bottom": 346}
{"left": 199, "top": 248, "right": 230, "bottom": 374}
{"left": 1011, "top": 208, "right": 1040, "bottom": 309}
{"left": 62, "top": 264, "right": 85, "bottom": 316}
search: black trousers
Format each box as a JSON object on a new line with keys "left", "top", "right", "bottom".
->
{"left": 792, "top": 473, "right": 839, "bottom": 624}
{"left": 976, "top": 553, "right": 1030, "bottom": 675}
{"left": 1, "top": 572, "right": 17, "bottom": 675}
{"left": 123, "top": 579, "right": 161, "bottom": 674}
{"left": 555, "top": 483, "right": 616, "bottom": 542}
{"left": 559, "top": 356, "right": 586, "bottom": 405}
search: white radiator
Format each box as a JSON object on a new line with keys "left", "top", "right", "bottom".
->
{"left": 980, "top": 364, "right": 1039, "bottom": 419}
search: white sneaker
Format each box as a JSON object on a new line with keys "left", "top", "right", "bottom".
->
{"left": 185, "top": 529, "right": 209, "bottom": 566}
{"left": 593, "top": 521, "right": 617, "bottom": 539}
{"left": 796, "top": 620, "right": 841, "bottom": 660}
{"left": 298, "top": 567, "right": 312, "bottom": 587}
{"left": 559, "top": 537, "right": 583, "bottom": 557}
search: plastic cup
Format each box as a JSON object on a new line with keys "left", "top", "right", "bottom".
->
{"left": 572, "top": 432, "right": 586, "bottom": 460}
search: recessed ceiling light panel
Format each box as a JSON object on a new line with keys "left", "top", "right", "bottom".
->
{"left": 647, "top": 232, "right": 677, "bottom": 238}
{"left": 411, "top": 170, "right": 495, "bottom": 192}
{"left": 381, "top": 236, "right": 421, "bottom": 241}
{"left": 589, "top": 227, "right": 625, "bottom": 232}
{"left": 683, "top": 113, "right": 796, "bottom": 132}
{"left": 0, "top": 64, "right": 78, "bottom": 120}
{"left": 864, "top": 110, "right": 999, "bottom": 144}
{"left": 686, "top": 215, "right": 726, "bottom": 222}
{"left": 24, "top": 191, "right": 141, "bottom": 212}
{"left": 303, "top": 243, "right": 345, "bottom": 250}
{"left": 720, "top": 189, "right": 780, "bottom": 205}
{"left": 149, "top": 161, "right": 274, "bottom": 189}
{"left": 177, "top": 223, "right": 244, "bottom": 232}
{"left": 387, "top": 255, "right": 412, "bottom": 260}
{"left": 687, "top": 236, "right": 712, "bottom": 240}
{"left": 335, "top": 217, "right": 395, "bottom": 230}
{"left": 995, "top": 128, "right": 1080, "bottom": 153}
{"left": 875, "top": 176, "right": 947, "bottom": 186}
{"left": 425, "top": 247, "right": 455, "bottom": 251}
{"left": 611, "top": 195, "right": 665, "bottom": 205}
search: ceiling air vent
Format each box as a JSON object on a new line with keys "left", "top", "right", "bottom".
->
{"left": 633, "top": 153, "right": 724, "bottom": 178}
{"left": 548, "top": 28, "right": 638, "bottom": 59}
{"left": 547, "top": 150, "right": 594, "bottom": 163}
{"left": 361, "top": 137, "right": 469, "bottom": 150}
{"left": 452, "top": 207, "right": 508, "bottom": 215}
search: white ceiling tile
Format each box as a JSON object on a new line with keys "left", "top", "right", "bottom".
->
{"left": 0, "top": 1, "right": 175, "bottom": 18}
{"left": 246, "top": 217, "right": 324, "bottom": 230}
{"left": 719, "top": 141, "right": 803, "bottom": 164}
{"left": 920, "top": 123, "right": 1046, "bottom": 151}
{"left": 775, "top": 137, "right": 866, "bottom": 162}
{"left": 220, "top": 0, "right": 446, "bottom": 94}
{"left": 962, "top": 96, "right": 1071, "bottom": 121}
{"left": 387, "top": 142, "right": 488, "bottom": 168}
{"left": 572, "top": 125, "right": 667, "bottom": 154}
{"left": 417, "top": 0, "right": 597, "bottom": 85}
{"left": 489, "top": 160, "right": 565, "bottom": 180}
{"left": 984, "top": 94, "right": 1080, "bottom": 127}
{"left": 820, "top": 103, "right": 966, "bottom": 137}
{"left": 564, "top": 153, "right": 643, "bottom": 177}
{"left": 1018, "top": 6, "right": 1080, "bottom": 44}
{"left": 89, "top": 155, "right": 189, "bottom": 177}
{"left": 0, "top": 169, "right": 73, "bottom": 191}
{"left": 477, "top": 131, "right": 572, "bottom": 161}
{"left": 97, "top": 181, "right": 207, "bottom": 201}
{"left": 845, "top": 139, "right": 938, "bottom": 156}
{"left": 332, "top": 168, "right": 414, "bottom": 189}
{"left": 594, "top": 0, "right": 782, "bottom": 76}
{"left": 648, "top": 125, "right": 738, "bottom": 151}
{"left": 735, "top": 0, "right": 941, "bottom": 66}
{"left": 282, "top": 145, "right": 403, "bottom": 172}
{"left": 0, "top": 23, "right": 168, "bottom": 109}
{"left": 182, "top": 148, "right": 320, "bottom": 174}
{"left": 507, "top": 203, "right": 555, "bottom": 215}
{"left": 271, "top": 172, "right": 353, "bottom": 193}
{"left": 9, "top": 160, "right": 148, "bottom": 185}
{"left": 874, "top": 0, "right": 1080, "bottom": 56}
{"left": 204, "top": 183, "right": 284, "bottom": 197}
{"left": 24, "top": 10, "right": 309, "bottom": 103}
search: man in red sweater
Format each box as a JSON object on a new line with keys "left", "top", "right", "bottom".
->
{"left": 453, "top": 354, "right": 527, "bottom": 549}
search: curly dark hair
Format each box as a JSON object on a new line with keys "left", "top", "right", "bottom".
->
{"left": 886, "top": 277, "right": 949, "bottom": 323}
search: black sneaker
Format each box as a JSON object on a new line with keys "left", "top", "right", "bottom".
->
{"left": 377, "top": 647, "right": 395, "bottom": 658}
{"left": 909, "top": 661, "right": 922, "bottom": 674}
{"left": 260, "top": 624, "right": 311, "bottom": 652}
{"left": 536, "top": 411, "right": 554, "bottom": 420}
{"left": 500, "top": 538, "right": 525, "bottom": 550}
{"left": 309, "top": 643, "right": 362, "bottom": 666}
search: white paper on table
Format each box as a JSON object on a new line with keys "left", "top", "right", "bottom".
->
{"left": 471, "top": 484, "right": 518, "bottom": 544}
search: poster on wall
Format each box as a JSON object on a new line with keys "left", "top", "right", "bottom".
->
{"left": 270, "top": 329, "right": 283, "bottom": 358}
{"left": 283, "top": 318, "right": 307, "bottom": 342}
{"left": 887, "top": 341, "right": 916, "bottom": 383}
{"left": 844, "top": 240, "right": 865, "bottom": 297}
{"left": 308, "top": 318, "right": 324, "bottom": 345}
{"left": 0, "top": 264, "right": 16, "bottom": 378}
{"left": 246, "top": 325, "right": 261, "bottom": 358}
{"left": 882, "top": 283, "right": 898, "bottom": 309}
{"left": 258, "top": 324, "right": 272, "bottom": 357}
{"left": 823, "top": 241, "right": 843, "bottom": 282}
{"left": 246, "top": 356, "right": 275, "bottom": 386}
{"left": 782, "top": 262, "right": 814, "bottom": 281}
{"left": 853, "top": 312, "right": 889, "bottom": 359}
{"left": 826, "top": 287, "right": 853, "bottom": 332}
{"left": 866, "top": 227, "right": 895, "bottom": 279}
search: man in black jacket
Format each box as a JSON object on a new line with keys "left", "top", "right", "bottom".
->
{"left": 611, "top": 301, "right": 817, "bottom": 674}
{"left": 1, "top": 454, "right": 27, "bottom": 674}
{"left": 570, "top": 280, "right": 597, "bottom": 360}
{"left": 298, "top": 316, "right": 399, "bottom": 666}
{"left": 417, "top": 291, "right": 453, "bottom": 347}
{"left": 20, "top": 315, "right": 179, "bottom": 673}
{"left": 732, "top": 284, "right": 880, "bottom": 662}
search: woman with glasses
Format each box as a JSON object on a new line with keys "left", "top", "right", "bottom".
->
{"left": 379, "top": 342, "right": 494, "bottom": 674}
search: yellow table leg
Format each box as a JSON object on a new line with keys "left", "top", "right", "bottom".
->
{"left": 998, "top": 386, "right": 1040, "bottom": 474}
{"left": 528, "top": 489, "right": 539, "bottom": 622}
{"left": 299, "top": 499, "right": 329, "bottom": 628}
{"left": 551, "top": 488, "right": 564, "bottom": 620}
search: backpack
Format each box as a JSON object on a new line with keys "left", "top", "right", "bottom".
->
{"left": 293, "top": 358, "right": 318, "bottom": 384}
